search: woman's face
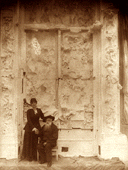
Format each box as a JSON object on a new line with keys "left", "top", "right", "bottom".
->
{"left": 31, "top": 102, "right": 37, "bottom": 109}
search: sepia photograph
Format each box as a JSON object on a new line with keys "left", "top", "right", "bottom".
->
{"left": 0, "top": 0, "right": 128, "bottom": 169}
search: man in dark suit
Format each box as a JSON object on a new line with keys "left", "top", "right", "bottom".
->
{"left": 37, "top": 115, "right": 58, "bottom": 167}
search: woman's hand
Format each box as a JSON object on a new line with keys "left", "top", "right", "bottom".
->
{"left": 35, "top": 128, "right": 39, "bottom": 134}
{"left": 32, "top": 128, "right": 39, "bottom": 134}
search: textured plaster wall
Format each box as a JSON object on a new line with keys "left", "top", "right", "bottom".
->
{"left": 0, "top": 8, "right": 18, "bottom": 159}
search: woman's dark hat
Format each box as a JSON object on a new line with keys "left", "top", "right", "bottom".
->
{"left": 30, "top": 98, "right": 37, "bottom": 104}
{"left": 44, "top": 115, "right": 55, "bottom": 122}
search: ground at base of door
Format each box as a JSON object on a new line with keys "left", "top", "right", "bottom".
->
{"left": 0, "top": 156, "right": 127, "bottom": 170}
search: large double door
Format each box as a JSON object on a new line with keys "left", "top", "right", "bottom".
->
{"left": 20, "top": 29, "right": 95, "bottom": 157}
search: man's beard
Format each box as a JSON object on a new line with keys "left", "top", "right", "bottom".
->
{"left": 44, "top": 123, "right": 52, "bottom": 130}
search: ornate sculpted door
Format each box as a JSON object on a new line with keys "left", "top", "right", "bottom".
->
{"left": 19, "top": 28, "right": 94, "bottom": 157}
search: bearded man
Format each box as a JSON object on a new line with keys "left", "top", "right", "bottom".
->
{"left": 37, "top": 115, "right": 58, "bottom": 167}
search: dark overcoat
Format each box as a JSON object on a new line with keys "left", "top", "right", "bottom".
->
{"left": 40, "top": 123, "right": 58, "bottom": 145}
{"left": 37, "top": 123, "right": 58, "bottom": 163}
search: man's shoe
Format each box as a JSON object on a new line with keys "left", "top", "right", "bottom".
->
{"left": 28, "top": 158, "right": 32, "bottom": 162}
{"left": 47, "top": 162, "right": 52, "bottom": 167}
{"left": 39, "top": 160, "right": 46, "bottom": 164}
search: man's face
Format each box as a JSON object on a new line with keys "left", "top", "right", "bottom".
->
{"left": 46, "top": 118, "right": 52, "bottom": 125}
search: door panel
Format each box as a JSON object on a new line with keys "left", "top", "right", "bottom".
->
{"left": 26, "top": 30, "right": 57, "bottom": 79}
{"left": 59, "top": 31, "right": 93, "bottom": 130}
{"left": 24, "top": 30, "right": 58, "bottom": 125}
{"left": 61, "top": 31, "right": 93, "bottom": 79}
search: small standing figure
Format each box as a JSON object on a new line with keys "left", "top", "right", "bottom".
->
{"left": 37, "top": 115, "right": 58, "bottom": 167}
{"left": 22, "top": 98, "right": 44, "bottom": 161}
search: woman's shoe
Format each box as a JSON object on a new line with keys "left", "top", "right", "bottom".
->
{"left": 47, "top": 162, "right": 52, "bottom": 167}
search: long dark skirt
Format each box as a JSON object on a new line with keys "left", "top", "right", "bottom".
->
{"left": 22, "top": 131, "right": 38, "bottom": 161}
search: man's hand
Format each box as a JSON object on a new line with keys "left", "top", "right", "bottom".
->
{"left": 38, "top": 137, "right": 41, "bottom": 142}
{"left": 43, "top": 142, "right": 47, "bottom": 146}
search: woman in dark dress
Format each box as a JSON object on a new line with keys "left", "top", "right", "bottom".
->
{"left": 22, "top": 98, "right": 44, "bottom": 161}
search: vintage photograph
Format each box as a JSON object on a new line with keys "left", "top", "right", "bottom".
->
{"left": 0, "top": 0, "right": 128, "bottom": 169}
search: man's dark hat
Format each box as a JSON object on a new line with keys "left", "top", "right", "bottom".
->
{"left": 44, "top": 115, "right": 55, "bottom": 122}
